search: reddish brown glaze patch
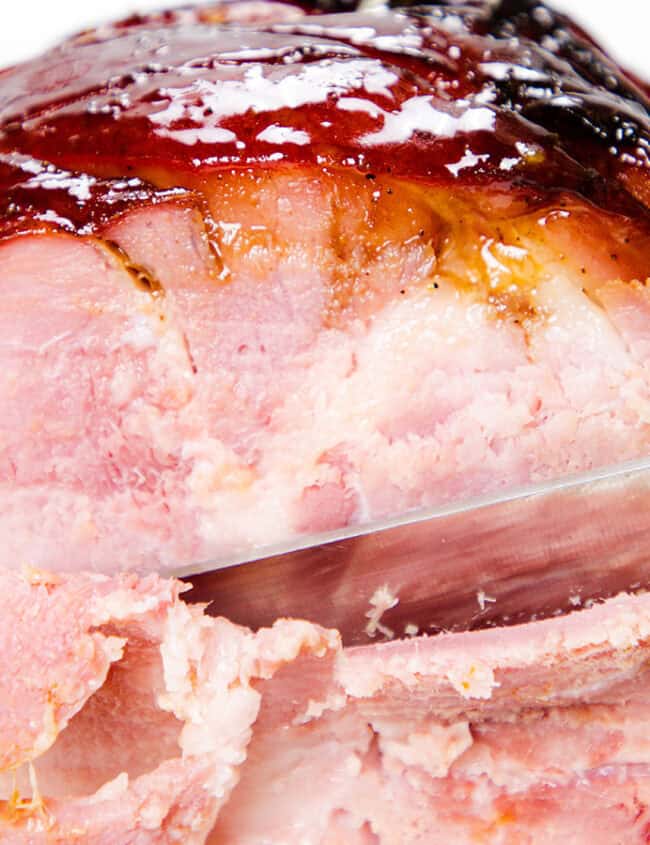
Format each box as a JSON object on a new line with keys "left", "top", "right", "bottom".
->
{"left": 0, "top": 0, "right": 649, "bottom": 225}
{"left": 0, "top": 152, "right": 191, "bottom": 240}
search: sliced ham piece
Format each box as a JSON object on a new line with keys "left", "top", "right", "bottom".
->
{"left": 1, "top": 0, "right": 650, "bottom": 571}
{"left": 2, "top": 572, "right": 650, "bottom": 843}
{"left": 2, "top": 1, "right": 650, "bottom": 842}
{"left": 0, "top": 570, "right": 337, "bottom": 843}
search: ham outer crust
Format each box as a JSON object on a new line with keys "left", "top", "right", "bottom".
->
{"left": 2, "top": 572, "right": 650, "bottom": 843}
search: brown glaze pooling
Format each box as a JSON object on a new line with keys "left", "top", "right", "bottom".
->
{"left": 0, "top": 0, "right": 649, "bottom": 234}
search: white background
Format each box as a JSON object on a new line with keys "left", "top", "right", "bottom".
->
{"left": 0, "top": 1, "right": 649, "bottom": 78}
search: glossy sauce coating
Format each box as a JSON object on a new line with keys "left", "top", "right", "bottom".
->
{"left": 0, "top": 0, "right": 649, "bottom": 235}
{"left": 0, "top": 152, "right": 192, "bottom": 239}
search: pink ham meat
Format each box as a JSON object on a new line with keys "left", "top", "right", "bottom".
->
{"left": 2, "top": 1, "right": 650, "bottom": 842}
{"left": 1, "top": 0, "right": 650, "bottom": 570}
{"left": 0, "top": 570, "right": 337, "bottom": 843}
{"left": 2, "top": 571, "right": 650, "bottom": 843}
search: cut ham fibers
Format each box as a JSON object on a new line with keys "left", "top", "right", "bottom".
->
{"left": 2, "top": 571, "right": 650, "bottom": 843}
{"left": 1, "top": 0, "right": 650, "bottom": 841}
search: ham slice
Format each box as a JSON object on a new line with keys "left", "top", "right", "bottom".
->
{"left": 0, "top": 570, "right": 337, "bottom": 843}
{"left": 1, "top": 1, "right": 650, "bottom": 841}
{"left": 0, "top": 0, "right": 650, "bottom": 570}
{"left": 1, "top": 571, "right": 650, "bottom": 843}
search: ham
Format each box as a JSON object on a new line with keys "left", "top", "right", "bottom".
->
{"left": 1, "top": 0, "right": 650, "bottom": 841}
{"left": 1, "top": 571, "right": 650, "bottom": 843}
{"left": 0, "top": 569, "right": 337, "bottom": 843}
{"left": 0, "top": 0, "right": 650, "bottom": 570}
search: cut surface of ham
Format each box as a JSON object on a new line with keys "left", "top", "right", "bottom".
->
{"left": 2, "top": 571, "right": 650, "bottom": 843}
{"left": 1, "top": 0, "right": 650, "bottom": 571}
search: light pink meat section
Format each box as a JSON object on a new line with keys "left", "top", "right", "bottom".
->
{"left": 2, "top": 572, "right": 650, "bottom": 843}
{"left": 0, "top": 571, "right": 337, "bottom": 843}
{"left": 2, "top": 180, "right": 650, "bottom": 573}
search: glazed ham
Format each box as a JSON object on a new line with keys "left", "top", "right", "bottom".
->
{"left": 1, "top": 0, "right": 650, "bottom": 570}
{"left": 2, "top": 0, "right": 650, "bottom": 842}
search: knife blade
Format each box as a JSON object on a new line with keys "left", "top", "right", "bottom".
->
{"left": 177, "top": 457, "right": 650, "bottom": 646}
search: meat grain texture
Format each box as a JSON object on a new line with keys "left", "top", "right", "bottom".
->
{"left": 2, "top": 0, "right": 650, "bottom": 841}
{"left": 5, "top": 571, "right": 650, "bottom": 843}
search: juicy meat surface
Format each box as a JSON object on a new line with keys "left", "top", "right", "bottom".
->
{"left": 2, "top": 570, "right": 650, "bottom": 844}
{"left": 1, "top": 0, "right": 650, "bottom": 571}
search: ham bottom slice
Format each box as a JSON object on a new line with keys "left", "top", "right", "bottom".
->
{"left": 2, "top": 570, "right": 650, "bottom": 843}
{"left": 2, "top": 3, "right": 650, "bottom": 842}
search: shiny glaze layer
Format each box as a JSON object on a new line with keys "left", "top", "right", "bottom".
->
{"left": 0, "top": 152, "right": 190, "bottom": 239}
{"left": 0, "top": 0, "right": 649, "bottom": 230}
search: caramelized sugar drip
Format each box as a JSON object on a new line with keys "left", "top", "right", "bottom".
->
{"left": 102, "top": 239, "right": 165, "bottom": 296}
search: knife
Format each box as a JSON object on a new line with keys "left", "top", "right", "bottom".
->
{"left": 177, "top": 457, "right": 650, "bottom": 646}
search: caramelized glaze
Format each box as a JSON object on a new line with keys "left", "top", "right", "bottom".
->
{"left": 0, "top": 152, "right": 190, "bottom": 239}
{"left": 0, "top": 0, "right": 649, "bottom": 237}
